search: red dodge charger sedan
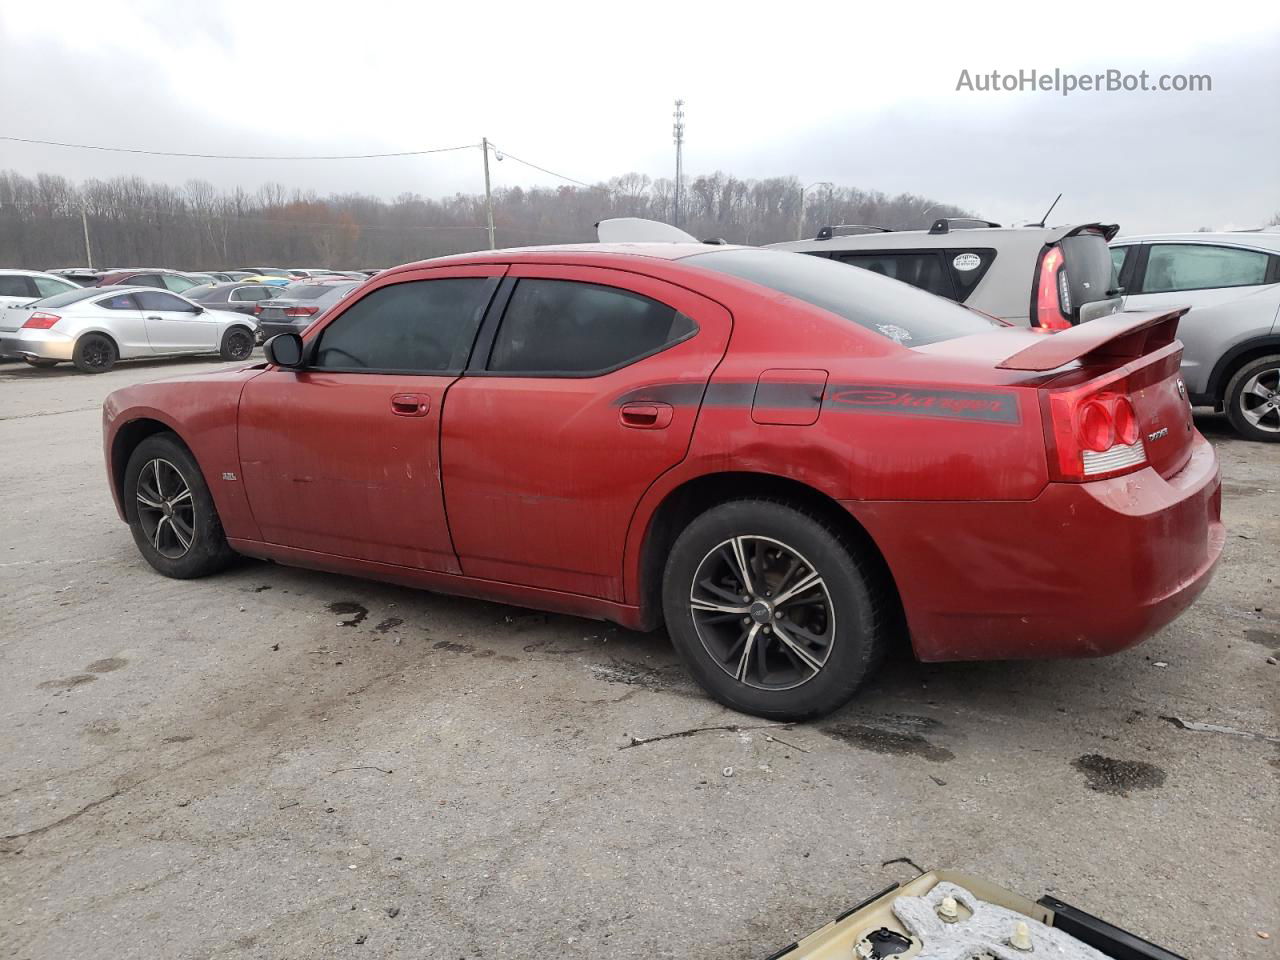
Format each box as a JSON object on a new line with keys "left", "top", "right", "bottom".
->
{"left": 103, "top": 243, "right": 1224, "bottom": 719}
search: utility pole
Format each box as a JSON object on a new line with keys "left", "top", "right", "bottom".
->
{"left": 481, "top": 137, "right": 496, "bottom": 250}
{"left": 80, "top": 205, "right": 93, "bottom": 268}
{"left": 672, "top": 99, "right": 685, "bottom": 227}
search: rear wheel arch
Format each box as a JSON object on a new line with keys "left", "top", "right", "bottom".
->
{"left": 1206, "top": 335, "right": 1280, "bottom": 406}
{"left": 634, "top": 471, "right": 904, "bottom": 638}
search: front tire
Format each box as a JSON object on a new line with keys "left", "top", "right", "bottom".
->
{"left": 1224, "top": 354, "right": 1280, "bottom": 442}
{"left": 124, "top": 433, "right": 236, "bottom": 579}
{"left": 219, "top": 326, "right": 255, "bottom": 361}
{"left": 662, "top": 499, "right": 889, "bottom": 720}
{"left": 73, "top": 333, "right": 117, "bottom": 373}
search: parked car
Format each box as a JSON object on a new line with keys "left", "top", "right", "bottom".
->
{"left": 239, "top": 275, "right": 292, "bottom": 287}
{"left": 187, "top": 281, "right": 286, "bottom": 316}
{"left": 236, "top": 267, "right": 296, "bottom": 278}
{"left": 94, "top": 269, "right": 206, "bottom": 294}
{"left": 0, "top": 269, "right": 81, "bottom": 310}
{"left": 219, "top": 271, "right": 257, "bottom": 281}
{"left": 770, "top": 219, "right": 1123, "bottom": 329}
{"left": 0, "top": 285, "right": 258, "bottom": 372}
{"left": 253, "top": 279, "right": 360, "bottom": 339}
{"left": 1109, "top": 232, "right": 1280, "bottom": 441}
{"left": 102, "top": 244, "right": 1221, "bottom": 720}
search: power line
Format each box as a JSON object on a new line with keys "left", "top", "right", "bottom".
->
{"left": 487, "top": 144, "right": 593, "bottom": 187}
{"left": 0, "top": 135, "right": 480, "bottom": 161}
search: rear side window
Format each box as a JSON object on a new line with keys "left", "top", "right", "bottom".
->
{"left": 1141, "top": 244, "right": 1270, "bottom": 292}
{"left": 127, "top": 274, "right": 163, "bottom": 287}
{"left": 313, "top": 277, "right": 494, "bottom": 373}
{"left": 34, "top": 276, "right": 73, "bottom": 297}
{"left": 0, "top": 275, "right": 33, "bottom": 297}
{"left": 833, "top": 253, "right": 956, "bottom": 299}
{"left": 689, "top": 248, "right": 999, "bottom": 346}
{"left": 100, "top": 294, "right": 140, "bottom": 310}
{"left": 163, "top": 275, "right": 200, "bottom": 293}
{"left": 944, "top": 249, "right": 996, "bottom": 301}
{"left": 488, "top": 279, "right": 696, "bottom": 375}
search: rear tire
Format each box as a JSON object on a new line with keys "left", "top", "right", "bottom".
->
{"left": 1224, "top": 354, "right": 1280, "bottom": 442}
{"left": 219, "top": 326, "right": 255, "bottom": 361}
{"left": 23, "top": 358, "right": 58, "bottom": 368}
{"left": 661, "top": 499, "right": 889, "bottom": 720}
{"left": 73, "top": 333, "right": 117, "bottom": 373}
{"left": 124, "top": 433, "right": 236, "bottom": 579}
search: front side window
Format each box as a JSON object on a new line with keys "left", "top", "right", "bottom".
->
{"left": 313, "top": 277, "right": 494, "bottom": 373}
{"left": 135, "top": 290, "right": 197, "bottom": 312}
{"left": 1142, "top": 244, "right": 1269, "bottom": 293}
{"left": 488, "top": 279, "right": 696, "bottom": 375}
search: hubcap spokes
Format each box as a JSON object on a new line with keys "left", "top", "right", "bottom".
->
{"left": 689, "top": 535, "right": 834, "bottom": 691}
{"left": 1240, "top": 368, "right": 1280, "bottom": 432}
{"left": 136, "top": 458, "right": 196, "bottom": 559}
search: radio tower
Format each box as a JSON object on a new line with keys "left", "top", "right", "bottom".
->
{"left": 672, "top": 99, "right": 685, "bottom": 227}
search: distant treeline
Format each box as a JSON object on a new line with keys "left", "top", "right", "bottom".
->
{"left": 0, "top": 169, "right": 970, "bottom": 270}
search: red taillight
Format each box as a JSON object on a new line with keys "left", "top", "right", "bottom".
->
{"left": 284, "top": 306, "right": 319, "bottom": 318}
{"left": 253, "top": 303, "right": 264, "bottom": 315}
{"left": 22, "top": 312, "right": 61, "bottom": 329}
{"left": 1043, "top": 380, "right": 1147, "bottom": 482}
{"left": 1034, "top": 246, "right": 1071, "bottom": 331}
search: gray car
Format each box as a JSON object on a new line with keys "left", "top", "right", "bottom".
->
{"left": 1109, "top": 232, "right": 1280, "bottom": 440}
{"left": 769, "top": 218, "right": 1123, "bottom": 328}
{"left": 254, "top": 280, "right": 360, "bottom": 340}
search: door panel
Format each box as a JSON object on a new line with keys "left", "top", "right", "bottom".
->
{"left": 441, "top": 265, "right": 733, "bottom": 600}
{"left": 135, "top": 291, "right": 218, "bottom": 352}
{"left": 237, "top": 371, "right": 460, "bottom": 570}
{"left": 235, "top": 264, "right": 505, "bottom": 571}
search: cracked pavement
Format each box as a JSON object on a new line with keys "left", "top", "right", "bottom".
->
{"left": 1, "top": 357, "right": 1276, "bottom": 959}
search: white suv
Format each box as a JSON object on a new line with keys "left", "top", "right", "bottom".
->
{"left": 1109, "top": 232, "right": 1280, "bottom": 441}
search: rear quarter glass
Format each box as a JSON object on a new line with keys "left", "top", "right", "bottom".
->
{"left": 1059, "top": 233, "right": 1118, "bottom": 314}
{"left": 686, "top": 248, "right": 1000, "bottom": 346}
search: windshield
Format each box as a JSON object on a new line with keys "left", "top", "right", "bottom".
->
{"left": 685, "top": 248, "right": 1000, "bottom": 346}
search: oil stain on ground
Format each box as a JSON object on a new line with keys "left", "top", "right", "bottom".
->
{"left": 37, "top": 674, "right": 98, "bottom": 691}
{"left": 85, "top": 657, "right": 127, "bottom": 673}
{"left": 373, "top": 617, "right": 403, "bottom": 634}
{"left": 820, "top": 722, "right": 954, "bottom": 762}
{"left": 327, "top": 601, "right": 368, "bottom": 627}
{"left": 1244, "top": 628, "right": 1279, "bottom": 646}
{"left": 1071, "top": 754, "right": 1166, "bottom": 796}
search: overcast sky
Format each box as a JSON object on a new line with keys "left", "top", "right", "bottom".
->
{"left": 2, "top": 0, "right": 1277, "bottom": 234}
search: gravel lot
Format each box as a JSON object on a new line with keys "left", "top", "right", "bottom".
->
{"left": 1, "top": 357, "right": 1276, "bottom": 960}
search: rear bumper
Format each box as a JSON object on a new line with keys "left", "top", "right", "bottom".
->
{"left": 0, "top": 332, "right": 75, "bottom": 361}
{"left": 851, "top": 432, "right": 1223, "bottom": 661}
{"left": 257, "top": 320, "right": 310, "bottom": 340}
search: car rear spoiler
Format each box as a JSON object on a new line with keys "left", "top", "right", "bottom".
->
{"left": 996, "top": 307, "right": 1187, "bottom": 372}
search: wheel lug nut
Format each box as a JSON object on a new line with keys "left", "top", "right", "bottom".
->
{"left": 741, "top": 617, "right": 750, "bottom": 625}
{"left": 762, "top": 626, "right": 771, "bottom": 634}
{"left": 774, "top": 610, "right": 783, "bottom": 619}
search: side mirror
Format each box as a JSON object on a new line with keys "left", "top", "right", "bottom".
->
{"left": 190, "top": 305, "right": 204, "bottom": 314}
{"left": 264, "top": 333, "right": 304, "bottom": 368}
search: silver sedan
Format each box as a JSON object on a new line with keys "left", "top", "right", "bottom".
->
{"left": 0, "top": 285, "right": 259, "bottom": 373}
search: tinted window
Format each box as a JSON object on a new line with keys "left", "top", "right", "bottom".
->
{"left": 1110, "top": 246, "right": 1130, "bottom": 277}
{"left": 100, "top": 293, "right": 140, "bottom": 310}
{"left": 689, "top": 248, "right": 999, "bottom": 346}
{"left": 0, "top": 275, "right": 33, "bottom": 297}
{"left": 1058, "top": 233, "right": 1117, "bottom": 309}
{"left": 186, "top": 284, "right": 218, "bottom": 299}
{"left": 127, "top": 274, "right": 163, "bottom": 287}
{"left": 489, "top": 279, "right": 696, "bottom": 375}
{"left": 31, "top": 287, "right": 104, "bottom": 308}
{"left": 229, "top": 286, "right": 262, "bottom": 301}
{"left": 1142, "top": 244, "right": 1269, "bottom": 293}
{"left": 135, "top": 290, "right": 196, "bottom": 311}
{"left": 834, "top": 253, "right": 954, "bottom": 298}
{"left": 163, "top": 275, "right": 200, "bottom": 293}
{"left": 314, "top": 277, "right": 493, "bottom": 372}
{"left": 944, "top": 249, "right": 996, "bottom": 301}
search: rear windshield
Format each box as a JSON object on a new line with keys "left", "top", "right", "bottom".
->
{"left": 31, "top": 287, "right": 107, "bottom": 308}
{"left": 1059, "top": 232, "right": 1117, "bottom": 308}
{"left": 686, "top": 248, "right": 1000, "bottom": 346}
{"left": 283, "top": 282, "right": 358, "bottom": 300}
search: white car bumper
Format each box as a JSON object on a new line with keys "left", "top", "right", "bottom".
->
{"left": 0, "top": 330, "right": 76, "bottom": 361}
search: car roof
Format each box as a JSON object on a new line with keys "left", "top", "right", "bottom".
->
{"left": 378, "top": 242, "right": 745, "bottom": 277}
{"left": 0, "top": 268, "right": 73, "bottom": 278}
{"left": 769, "top": 224, "right": 1088, "bottom": 254}
{"left": 1112, "top": 231, "right": 1280, "bottom": 252}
